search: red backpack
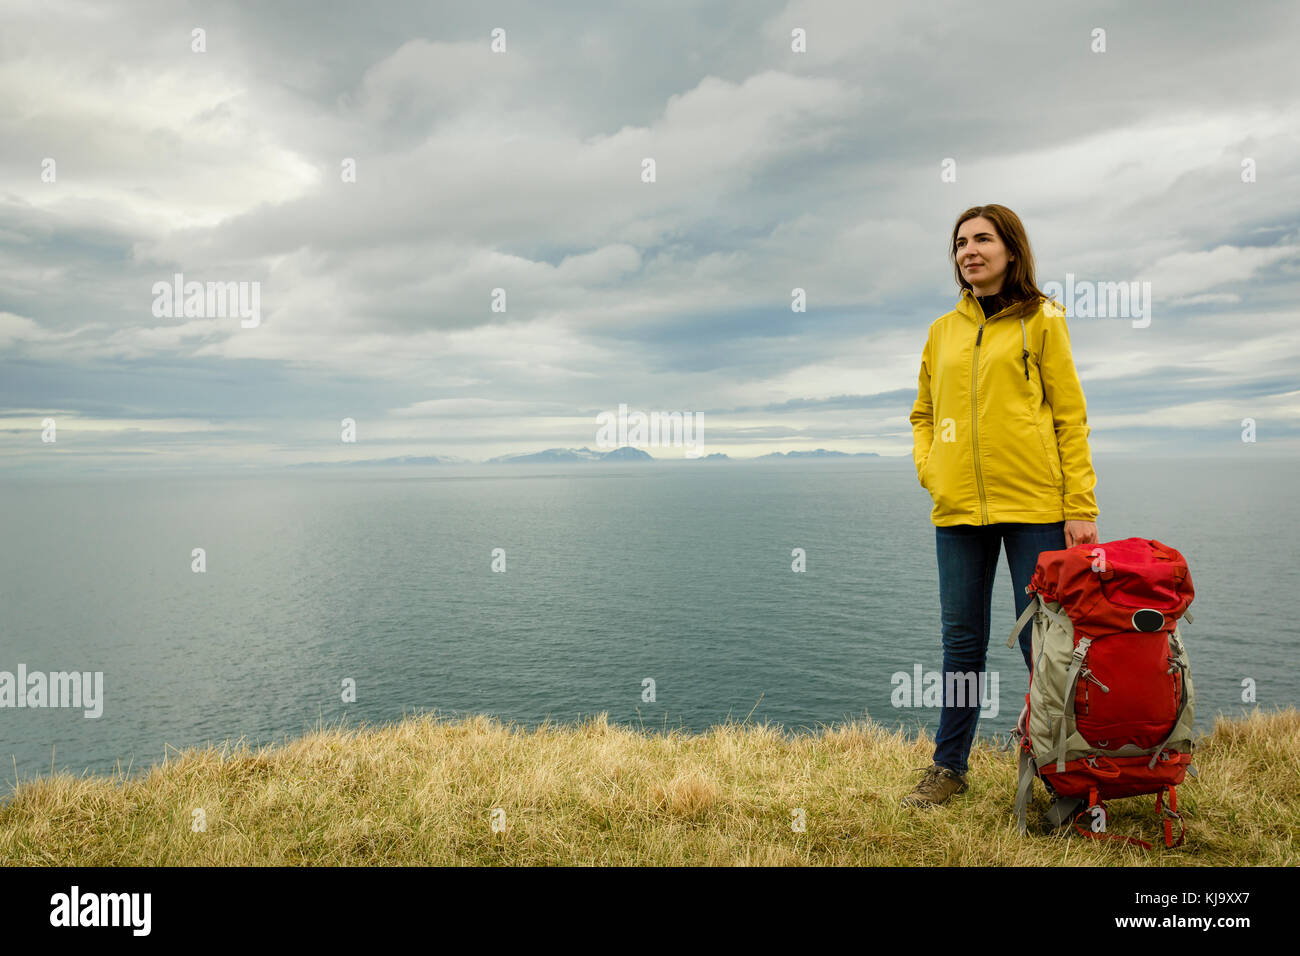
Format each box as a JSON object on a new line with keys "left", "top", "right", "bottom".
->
{"left": 1007, "top": 537, "right": 1196, "bottom": 848}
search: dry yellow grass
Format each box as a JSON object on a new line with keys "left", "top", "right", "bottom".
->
{"left": 2, "top": 707, "right": 1296, "bottom": 865}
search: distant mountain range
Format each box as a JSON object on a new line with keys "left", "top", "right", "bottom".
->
{"left": 485, "top": 446, "right": 653, "bottom": 464}
{"left": 289, "top": 447, "right": 880, "bottom": 468}
{"left": 754, "top": 449, "right": 881, "bottom": 460}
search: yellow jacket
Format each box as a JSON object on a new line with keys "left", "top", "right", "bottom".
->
{"left": 909, "top": 289, "right": 1098, "bottom": 526}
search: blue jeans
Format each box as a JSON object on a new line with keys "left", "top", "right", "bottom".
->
{"left": 932, "top": 521, "right": 1066, "bottom": 776}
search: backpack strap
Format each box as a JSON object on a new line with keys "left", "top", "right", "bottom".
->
{"left": 1040, "top": 600, "right": 1072, "bottom": 635}
{"left": 1006, "top": 594, "right": 1072, "bottom": 649}
{"left": 1146, "top": 648, "right": 1190, "bottom": 769}
{"left": 1006, "top": 593, "right": 1040, "bottom": 648}
{"left": 1157, "top": 786, "right": 1186, "bottom": 848}
{"left": 1073, "top": 787, "right": 1155, "bottom": 849}
{"left": 1051, "top": 636, "right": 1092, "bottom": 772}
{"left": 1013, "top": 738, "right": 1037, "bottom": 835}
{"left": 1068, "top": 787, "right": 1185, "bottom": 850}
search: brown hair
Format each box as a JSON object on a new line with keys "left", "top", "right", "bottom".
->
{"left": 949, "top": 204, "right": 1050, "bottom": 319}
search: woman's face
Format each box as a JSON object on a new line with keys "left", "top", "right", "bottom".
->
{"left": 955, "top": 216, "right": 1013, "bottom": 294}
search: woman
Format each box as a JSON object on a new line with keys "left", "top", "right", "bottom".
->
{"left": 902, "top": 204, "right": 1099, "bottom": 808}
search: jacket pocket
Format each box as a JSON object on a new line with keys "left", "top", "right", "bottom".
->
{"left": 981, "top": 408, "right": 1059, "bottom": 512}
{"left": 1034, "top": 414, "right": 1063, "bottom": 488}
{"left": 921, "top": 436, "right": 937, "bottom": 489}
{"left": 924, "top": 434, "right": 962, "bottom": 515}
{"left": 1025, "top": 354, "right": 1063, "bottom": 490}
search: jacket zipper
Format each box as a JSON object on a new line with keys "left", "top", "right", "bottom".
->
{"left": 971, "top": 318, "right": 988, "bottom": 524}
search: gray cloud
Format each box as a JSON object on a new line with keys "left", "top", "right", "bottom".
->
{"left": 2, "top": 0, "right": 1299, "bottom": 472}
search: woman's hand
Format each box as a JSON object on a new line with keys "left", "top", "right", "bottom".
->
{"left": 1064, "top": 520, "right": 1098, "bottom": 548}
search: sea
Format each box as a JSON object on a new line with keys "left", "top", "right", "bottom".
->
{"left": 1, "top": 456, "right": 1294, "bottom": 786}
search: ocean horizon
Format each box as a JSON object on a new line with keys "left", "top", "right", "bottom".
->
{"left": 2, "top": 454, "right": 1294, "bottom": 786}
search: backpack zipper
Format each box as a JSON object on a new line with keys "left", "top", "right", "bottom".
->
{"left": 1081, "top": 667, "right": 1110, "bottom": 692}
{"left": 1077, "top": 666, "right": 1109, "bottom": 716}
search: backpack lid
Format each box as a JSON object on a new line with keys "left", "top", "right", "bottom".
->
{"left": 1029, "top": 537, "right": 1194, "bottom": 637}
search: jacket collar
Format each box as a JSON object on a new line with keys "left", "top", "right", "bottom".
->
{"left": 956, "top": 286, "right": 1019, "bottom": 323}
{"left": 955, "top": 287, "right": 985, "bottom": 322}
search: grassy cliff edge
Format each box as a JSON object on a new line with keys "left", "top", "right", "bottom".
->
{"left": 3, "top": 708, "right": 1296, "bottom": 866}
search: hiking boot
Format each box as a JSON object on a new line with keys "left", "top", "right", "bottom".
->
{"left": 901, "top": 765, "right": 968, "bottom": 807}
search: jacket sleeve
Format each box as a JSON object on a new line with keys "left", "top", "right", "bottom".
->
{"left": 1040, "top": 309, "right": 1099, "bottom": 521}
{"left": 908, "top": 327, "right": 934, "bottom": 486}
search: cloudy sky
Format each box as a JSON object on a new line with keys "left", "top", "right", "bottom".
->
{"left": 2, "top": 0, "right": 1298, "bottom": 474}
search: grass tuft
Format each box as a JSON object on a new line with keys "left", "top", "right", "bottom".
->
{"left": 2, "top": 708, "right": 1295, "bottom": 865}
